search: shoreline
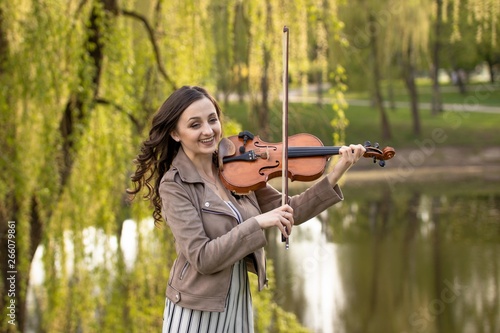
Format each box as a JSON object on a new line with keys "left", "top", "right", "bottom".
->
{"left": 267, "top": 145, "right": 500, "bottom": 190}
{"left": 346, "top": 145, "right": 500, "bottom": 183}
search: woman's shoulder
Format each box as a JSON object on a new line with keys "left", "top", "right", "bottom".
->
{"left": 159, "top": 167, "right": 199, "bottom": 193}
{"left": 160, "top": 167, "right": 179, "bottom": 184}
{"left": 158, "top": 168, "right": 190, "bottom": 201}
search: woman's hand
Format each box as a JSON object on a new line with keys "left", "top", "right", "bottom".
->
{"left": 327, "top": 144, "right": 366, "bottom": 186}
{"left": 254, "top": 205, "right": 294, "bottom": 239}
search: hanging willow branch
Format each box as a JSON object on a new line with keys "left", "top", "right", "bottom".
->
{"left": 95, "top": 97, "right": 143, "bottom": 133}
{"left": 121, "top": 9, "right": 177, "bottom": 90}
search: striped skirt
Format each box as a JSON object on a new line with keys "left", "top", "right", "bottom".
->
{"left": 162, "top": 260, "right": 254, "bottom": 333}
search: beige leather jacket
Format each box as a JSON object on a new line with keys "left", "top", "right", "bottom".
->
{"left": 159, "top": 147, "right": 343, "bottom": 312}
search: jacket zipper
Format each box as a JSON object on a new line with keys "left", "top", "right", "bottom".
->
{"left": 179, "top": 261, "right": 189, "bottom": 280}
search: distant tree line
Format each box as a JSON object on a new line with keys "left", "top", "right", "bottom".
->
{"left": 0, "top": 0, "right": 498, "bottom": 332}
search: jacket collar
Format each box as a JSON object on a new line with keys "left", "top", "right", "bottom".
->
{"left": 171, "top": 147, "right": 208, "bottom": 184}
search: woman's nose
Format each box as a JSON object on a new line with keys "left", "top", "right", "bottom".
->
{"left": 202, "top": 122, "right": 214, "bottom": 134}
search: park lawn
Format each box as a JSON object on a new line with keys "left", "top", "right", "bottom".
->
{"left": 343, "top": 104, "right": 500, "bottom": 148}
{"left": 346, "top": 82, "right": 500, "bottom": 106}
{"left": 224, "top": 100, "right": 500, "bottom": 149}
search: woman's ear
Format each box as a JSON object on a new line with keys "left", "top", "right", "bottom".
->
{"left": 170, "top": 131, "right": 180, "bottom": 142}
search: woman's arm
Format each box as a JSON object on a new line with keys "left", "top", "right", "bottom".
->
{"left": 326, "top": 144, "right": 366, "bottom": 187}
{"left": 255, "top": 144, "right": 366, "bottom": 225}
{"left": 160, "top": 180, "right": 267, "bottom": 275}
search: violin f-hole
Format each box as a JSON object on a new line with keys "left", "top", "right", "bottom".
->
{"left": 259, "top": 160, "right": 281, "bottom": 176}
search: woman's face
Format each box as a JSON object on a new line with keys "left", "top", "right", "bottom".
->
{"left": 170, "top": 97, "right": 222, "bottom": 161}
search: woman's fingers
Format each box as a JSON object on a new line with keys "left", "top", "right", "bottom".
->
{"left": 273, "top": 206, "right": 294, "bottom": 238}
{"left": 255, "top": 205, "right": 294, "bottom": 237}
{"left": 279, "top": 210, "right": 294, "bottom": 237}
{"left": 339, "top": 144, "right": 366, "bottom": 164}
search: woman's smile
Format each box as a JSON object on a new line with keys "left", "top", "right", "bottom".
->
{"left": 200, "top": 136, "right": 215, "bottom": 145}
{"left": 170, "top": 97, "right": 222, "bottom": 161}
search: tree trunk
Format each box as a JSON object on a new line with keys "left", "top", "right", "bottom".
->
{"left": 486, "top": 58, "right": 495, "bottom": 83}
{"left": 258, "top": 45, "right": 271, "bottom": 139}
{"left": 387, "top": 79, "right": 396, "bottom": 111}
{"left": 455, "top": 68, "right": 467, "bottom": 95}
{"left": 0, "top": 2, "right": 115, "bottom": 331}
{"left": 368, "top": 14, "right": 391, "bottom": 141}
{"left": 317, "top": 71, "right": 323, "bottom": 106}
{"left": 233, "top": 1, "right": 250, "bottom": 104}
{"left": 387, "top": 55, "right": 396, "bottom": 111}
{"left": 0, "top": 7, "right": 22, "bottom": 333}
{"left": 402, "top": 46, "right": 421, "bottom": 137}
{"left": 431, "top": 0, "right": 443, "bottom": 114}
{"left": 255, "top": 1, "right": 273, "bottom": 139}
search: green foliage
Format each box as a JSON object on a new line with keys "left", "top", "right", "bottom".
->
{"left": 222, "top": 81, "right": 500, "bottom": 149}
{"left": 2, "top": 0, "right": 497, "bottom": 332}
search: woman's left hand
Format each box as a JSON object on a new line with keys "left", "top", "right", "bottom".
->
{"left": 326, "top": 144, "right": 366, "bottom": 186}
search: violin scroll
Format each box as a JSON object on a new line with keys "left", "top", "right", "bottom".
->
{"left": 362, "top": 140, "right": 396, "bottom": 167}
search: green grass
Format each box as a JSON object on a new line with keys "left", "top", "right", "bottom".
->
{"left": 344, "top": 105, "right": 500, "bottom": 148}
{"left": 224, "top": 101, "right": 499, "bottom": 150}
{"left": 346, "top": 82, "right": 500, "bottom": 106}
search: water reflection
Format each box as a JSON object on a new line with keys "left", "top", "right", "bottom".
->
{"left": 267, "top": 180, "right": 500, "bottom": 333}
{"left": 26, "top": 179, "right": 499, "bottom": 332}
{"left": 269, "top": 217, "right": 344, "bottom": 333}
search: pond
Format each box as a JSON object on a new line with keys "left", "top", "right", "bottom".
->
{"left": 26, "top": 169, "right": 499, "bottom": 332}
{"left": 266, "top": 173, "right": 500, "bottom": 333}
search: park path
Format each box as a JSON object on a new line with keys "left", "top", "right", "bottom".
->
{"left": 285, "top": 85, "right": 500, "bottom": 182}
{"left": 287, "top": 95, "right": 500, "bottom": 114}
{"left": 348, "top": 99, "right": 499, "bottom": 114}
{"left": 287, "top": 83, "right": 500, "bottom": 114}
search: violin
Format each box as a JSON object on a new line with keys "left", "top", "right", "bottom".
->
{"left": 217, "top": 130, "right": 396, "bottom": 194}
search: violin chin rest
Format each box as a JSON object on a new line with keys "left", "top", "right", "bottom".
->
{"left": 217, "top": 138, "right": 236, "bottom": 170}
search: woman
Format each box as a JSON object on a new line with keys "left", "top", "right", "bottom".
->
{"left": 128, "top": 86, "right": 366, "bottom": 332}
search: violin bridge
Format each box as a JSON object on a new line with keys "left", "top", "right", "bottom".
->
{"left": 258, "top": 147, "right": 270, "bottom": 160}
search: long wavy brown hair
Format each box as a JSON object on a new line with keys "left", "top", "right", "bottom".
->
{"left": 127, "top": 86, "right": 222, "bottom": 227}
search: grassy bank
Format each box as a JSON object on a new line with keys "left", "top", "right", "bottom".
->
{"left": 223, "top": 83, "right": 499, "bottom": 149}
{"left": 343, "top": 104, "right": 500, "bottom": 148}
{"left": 346, "top": 81, "right": 500, "bottom": 106}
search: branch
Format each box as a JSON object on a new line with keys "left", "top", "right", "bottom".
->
{"left": 95, "top": 97, "right": 143, "bottom": 133}
{"left": 121, "top": 9, "right": 177, "bottom": 91}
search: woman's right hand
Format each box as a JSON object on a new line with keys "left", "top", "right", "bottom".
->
{"left": 254, "top": 204, "right": 294, "bottom": 239}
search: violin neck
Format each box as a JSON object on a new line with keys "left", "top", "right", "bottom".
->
{"left": 288, "top": 146, "right": 340, "bottom": 158}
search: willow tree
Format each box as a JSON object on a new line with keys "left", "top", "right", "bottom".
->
{"left": 337, "top": 0, "right": 439, "bottom": 134}
{"left": 386, "top": 0, "right": 433, "bottom": 136}
{"left": 235, "top": 0, "right": 348, "bottom": 144}
{"left": 430, "top": 0, "right": 445, "bottom": 114}
{"left": 0, "top": 0, "right": 212, "bottom": 331}
{"left": 340, "top": 0, "right": 395, "bottom": 140}
{"left": 306, "top": 0, "right": 350, "bottom": 145}
{"left": 1, "top": 0, "right": 332, "bottom": 332}
{"left": 431, "top": 0, "right": 500, "bottom": 112}
{"left": 447, "top": 0, "right": 500, "bottom": 83}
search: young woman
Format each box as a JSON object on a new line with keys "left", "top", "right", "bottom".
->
{"left": 128, "top": 85, "right": 366, "bottom": 332}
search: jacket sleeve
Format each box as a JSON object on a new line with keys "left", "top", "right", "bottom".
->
{"left": 255, "top": 176, "right": 344, "bottom": 225}
{"left": 159, "top": 179, "right": 267, "bottom": 275}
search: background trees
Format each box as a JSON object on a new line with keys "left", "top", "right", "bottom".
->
{"left": 0, "top": 0, "right": 498, "bottom": 332}
{"left": 338, "top": 0, "right": 499, "bottom": 138}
